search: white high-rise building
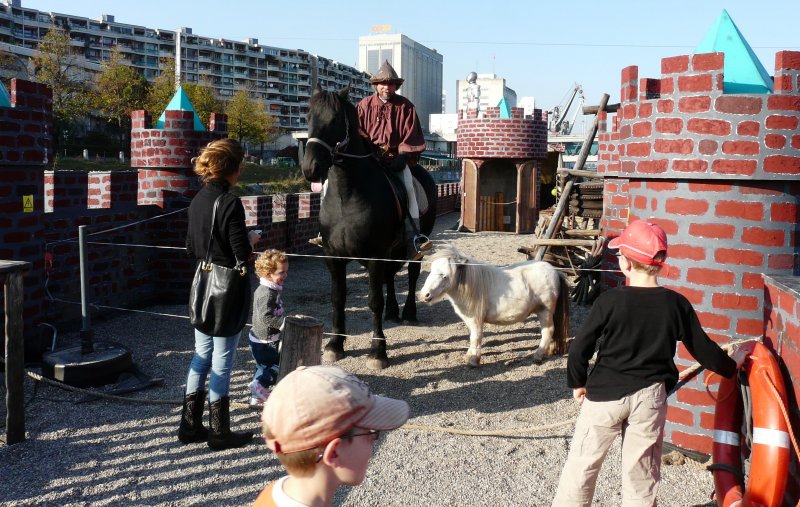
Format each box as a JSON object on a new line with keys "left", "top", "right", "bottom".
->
{"left": 456, "top": 73, "right": 516, "bottom": 113}
{"left": 358, "top": 33, "right": 443, "bottom": 131}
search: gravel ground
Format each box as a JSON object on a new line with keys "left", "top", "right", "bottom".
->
{"left": 0, "top": 212, "right": 717, "bottom": 506}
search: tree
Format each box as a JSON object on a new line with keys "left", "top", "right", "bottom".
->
{"left": 32, "top": 25, "right": 90, "bottom": 149}
{"left": 146, "top": 57, "right": 176, "bottom": 120}
{"left": 183, "top": 78, "right": 224, "bottom": 128}
{"left": 94, "top": 47, "right": 148, "bottom": 150}
{"left": 225, "top": 89, "right": 278, "bottom": 152}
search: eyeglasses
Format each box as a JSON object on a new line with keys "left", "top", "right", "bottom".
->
{"left": 345, "top": 429, "right": 381, "bottom": 442}
{"left": 315, "top": 429, "right": 381, "bottom": 462}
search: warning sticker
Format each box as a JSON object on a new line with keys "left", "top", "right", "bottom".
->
{"left": 23, "top": 195, "right": 33, "bottom": 212}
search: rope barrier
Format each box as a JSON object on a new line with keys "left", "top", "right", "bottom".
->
{"left": 46, "top": 207, "right": 188, "bottom": 246}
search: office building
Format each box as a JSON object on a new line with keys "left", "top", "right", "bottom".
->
{"left": 358, "top": 32, "right": 443, "bottom": 131}
{"left": 0, "top": 0, "right": 372, "bottom": 130}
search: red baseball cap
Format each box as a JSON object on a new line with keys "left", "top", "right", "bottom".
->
{"left": 608, "top": 220, "right": 668, "bottom": 266}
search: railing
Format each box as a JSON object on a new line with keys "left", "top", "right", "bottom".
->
{"left": 1, "top": 260, "right": 30, "bottom": 445}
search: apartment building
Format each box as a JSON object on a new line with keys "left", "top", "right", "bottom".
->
{"left": 455, "top": 73, "right": 517, "bottom": 113}
{"left": 358, "top": 33, "right": 443, "bottom": 131}
{"left": 0, "top": 0, "right": 372, "bottom": 130}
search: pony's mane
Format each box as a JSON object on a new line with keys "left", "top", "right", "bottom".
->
{"left": 432, "top": 244, "right": 491, "bottom": 318}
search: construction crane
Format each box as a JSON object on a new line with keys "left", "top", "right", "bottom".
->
{"left": 548, "top": 83, "right": 584, "bottom": 135}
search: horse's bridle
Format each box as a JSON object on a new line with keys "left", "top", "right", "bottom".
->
{"left": 306, "top": 115, "right": 372, "bottom": 160}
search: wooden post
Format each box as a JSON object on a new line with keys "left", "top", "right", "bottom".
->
{"left": 495, "top": 192, "right": 504, "bottom": 231}
{"left": 534, "top": 93, "right": 609, "bottom": 261}
{"left": 1, "top": 260, "right": 30, "bottom": 445}
{"left": 277, "top": 315, "right": 323, "bottom": 382}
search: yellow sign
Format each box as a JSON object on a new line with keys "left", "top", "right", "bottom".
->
{"left": 23, "top": 195, "right": 33, "bottom": 213}
{"left": 371, "top": 24, "right": 392, "bottom": 33}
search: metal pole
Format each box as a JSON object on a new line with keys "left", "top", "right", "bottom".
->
{"left": 78, "top": 225, "right": 94, "bottom": 354}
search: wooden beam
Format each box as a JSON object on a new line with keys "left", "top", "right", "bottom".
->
{"left": 528, "top": 238, "right": 598, "bottom": 247}
{"left": 557, "top": 168, "right": 603, "bottom": 179}
{"left": 563, "top": 229, "right": 601, "bottom": 237}
{"left": 583, "top": 103, "right": 620, "bottom": 114}
{"left": 2, "top": 260, "right": 30, "bottom": 445}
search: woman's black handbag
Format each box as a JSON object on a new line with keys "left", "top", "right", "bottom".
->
{"left": 189, "top": 194, "right": 251, "bottom": 336}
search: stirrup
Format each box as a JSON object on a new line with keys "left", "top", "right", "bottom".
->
{"left": 413, "top": 234, "right": 432, "bottom": 253}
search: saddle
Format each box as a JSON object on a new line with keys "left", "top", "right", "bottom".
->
{"left": 378, "top": 155, "right": 428, "bottom": 221}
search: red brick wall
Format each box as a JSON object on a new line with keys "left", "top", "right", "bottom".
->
{"left": 0, "top": 79, "right": 52, "bottom": 344}
{"left": 762, "top": 275, "right": 800, "bottom": 506}
{"left": 597, "top": 50, "right": 800, "bottom": 455}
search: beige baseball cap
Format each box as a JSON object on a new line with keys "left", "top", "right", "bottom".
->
{"left": 262, "top": 365, "right": 410, "bottom": 454}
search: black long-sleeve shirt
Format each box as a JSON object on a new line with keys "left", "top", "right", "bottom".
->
{"left": 568, "top": 286, "right": 737, "bottom": 401}
{"left": 186, "top": 179, "right": 251, "bottom": 268}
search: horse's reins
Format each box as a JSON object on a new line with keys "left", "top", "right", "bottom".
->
{"left": 307, "top": 115, "right": 373, "bottom": 160}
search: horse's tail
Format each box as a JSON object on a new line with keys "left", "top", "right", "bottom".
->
{"left": 552, "top": 274, "right": 571, "bottom": 355}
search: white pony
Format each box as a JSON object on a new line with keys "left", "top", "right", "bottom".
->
{"left": 418, "top": 244, "right": 570, "bottom": 367}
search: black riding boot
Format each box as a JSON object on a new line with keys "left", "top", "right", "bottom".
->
{"left": 207, "top": 396, "right": 253, "bottom": 451}
{"left": 177, "top": 390, "right": 208, "bottom": 444}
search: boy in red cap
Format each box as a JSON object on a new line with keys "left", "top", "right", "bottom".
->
{"left": 254, "top": 365, "right": 410, "bottom": 507}
{"left": 552, "top": 219, "right": 752, "bottom": 506}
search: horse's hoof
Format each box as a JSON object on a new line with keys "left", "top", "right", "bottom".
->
{"left": 367, "top": 356, "right": 389, "bottom": 370}
{"left": 402, "top": 318, "right": 419, "bottom": 326}
{"left": 323, "top": 345, "right": 346, "bottom": 362}
{"left": 385, "top": 315, "right": 402, "bottom": 324}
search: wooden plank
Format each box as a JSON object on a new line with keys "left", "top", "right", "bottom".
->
{"left": 583, "top": 103, "right": 620, "bottom": 114}
{"left": 563, "top": 229, "right": 601, "bottom": 237}
{"left": 495, "top": 192, "right": 504, "bottom": 231}
{"left": 277, "top": 315, "right": 323, "bottom": 382}
{"left": 528, "top": 238, "right": 598, "bottom": 247}
{"left": 5, "top": 266, "right": 28, "bottom": 444}
{"left": 557, "top": 168, "right": 603, "bottom": 179}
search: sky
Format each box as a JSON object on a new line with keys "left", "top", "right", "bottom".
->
{"left": 23, "top": 0, "right": 800, "bottom": 133}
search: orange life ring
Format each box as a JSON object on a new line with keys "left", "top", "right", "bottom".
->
{"left": 711, "top": 341, "right": 791, "bottom": 507}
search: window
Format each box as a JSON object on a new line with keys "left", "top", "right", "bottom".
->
{"left": 367, "top": 49, "right": 379, "bottom": 75}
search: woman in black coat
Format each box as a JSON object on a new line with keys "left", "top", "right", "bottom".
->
{"left": 178, "top": 138, "right": 260, "bottom": 450}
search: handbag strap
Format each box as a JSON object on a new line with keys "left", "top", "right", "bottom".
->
{"left": 202, "top": 193, "right": 247, "bottom": 275}
{"left": 203, "top": 194, "right": 225, "bottom": 266}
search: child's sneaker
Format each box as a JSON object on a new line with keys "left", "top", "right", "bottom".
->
{"left": 249, "top": 379, "right": 271, "bottom": 402}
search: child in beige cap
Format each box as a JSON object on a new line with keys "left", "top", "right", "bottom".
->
{"left": 254, "top": 365, "right": 410, "bottom": 507}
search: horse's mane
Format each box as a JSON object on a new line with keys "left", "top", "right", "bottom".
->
{"left": 308, "top": 89, "right": 357, "bottom": 132}
{"left": 432, "top": 244, "right": 493, "bottom": 318}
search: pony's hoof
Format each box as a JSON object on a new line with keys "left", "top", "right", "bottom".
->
{"left": 367, "top": 356, "right": 389, "bottom": 370}
{"left": 323, "top": 344, "right": 346, "bottom": 362}
{"left": 466, "top": 355, "right": 480, "bottom": 368}
{"left": 531, "top": 353, "right": 544, "bottom": 365}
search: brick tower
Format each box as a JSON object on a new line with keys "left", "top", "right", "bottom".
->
{"left": 597, "top": 49, "right": 800, "bottom": 453}
{"left": 0, "top": 79, "right": 53, "bottom": 345}
{"left": 456, "top": 105, "right": 547, "bottom": 233}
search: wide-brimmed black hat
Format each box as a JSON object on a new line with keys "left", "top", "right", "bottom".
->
{"left": 370, "top": 60, "right": 404, "bottom": 87}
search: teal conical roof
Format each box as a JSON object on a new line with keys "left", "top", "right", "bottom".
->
{"left": 695, "top": 9, "right": 773, "bottom": 94}
{"left": 0, "top": 81, "right": 11, "bottom": 107}
{"left": 498, "top": 97, "right": 512, "bottom": 119}
{"left": 156, "top": 86, "right": 206, "bottom": 131}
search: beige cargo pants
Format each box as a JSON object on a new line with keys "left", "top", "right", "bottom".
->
{"left": 552, "top": 382, "right": 667, "bottom": 507}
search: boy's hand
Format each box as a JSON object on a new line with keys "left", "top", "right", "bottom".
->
{"left": 248, "top": 230, "right": 261, "bottom": 248}
{"left": 732, "top": 341, "right": 756, "bottom": 369}
{"left": 573, "top": 387, "right": 586, "bottom": 403}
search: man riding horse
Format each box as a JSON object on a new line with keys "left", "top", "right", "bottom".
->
{"left": 310, "top": 60, "right": 432, "bottom": 261}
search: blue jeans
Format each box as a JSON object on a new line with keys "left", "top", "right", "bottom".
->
{"left": 249, "top": 332, "right": 281, "bottom": 389}
{"left": 185, "top": 328, "right": 242, "bottom": 402}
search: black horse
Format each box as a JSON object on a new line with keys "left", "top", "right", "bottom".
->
{"left": 302, "top": 87, "right": 437, "bottom": 370}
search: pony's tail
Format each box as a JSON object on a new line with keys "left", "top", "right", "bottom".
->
{"left": 552, "top": 274, "right": 571, "bottom": 355}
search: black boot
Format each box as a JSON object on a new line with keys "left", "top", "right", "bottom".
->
{"left": 207, "top": 396, "right": 253, "bottom": 451}
{"left": 177, "top": 390, "right": 208, "bottom": 444}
